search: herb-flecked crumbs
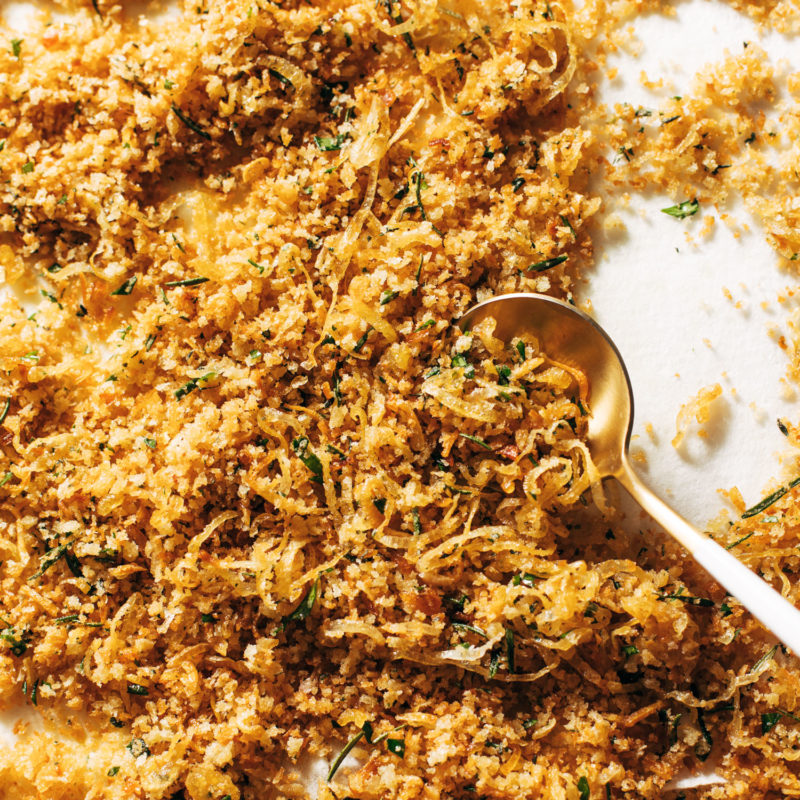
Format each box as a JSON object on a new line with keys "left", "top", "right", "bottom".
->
{"left": 1, "top": 0, "right": 800, "bottom": 798}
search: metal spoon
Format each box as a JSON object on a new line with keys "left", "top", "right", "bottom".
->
{"left": 460, "top": 292, "right": 800, "bottom": 654}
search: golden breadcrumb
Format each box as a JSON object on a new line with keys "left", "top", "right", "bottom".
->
{"left": 1, "top": 0, "right": 800, "bottom": 799}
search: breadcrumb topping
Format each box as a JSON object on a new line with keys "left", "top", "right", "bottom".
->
{"left": 1, "top": 0, "right": 800, "bottom": 798}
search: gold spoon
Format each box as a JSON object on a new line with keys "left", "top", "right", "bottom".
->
{"left": 460, "top": 292, "right": 800, "bottom": 654}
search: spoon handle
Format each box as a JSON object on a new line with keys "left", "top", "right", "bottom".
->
{"left": 615, "top": 456, "right": 800, "bottom": 656}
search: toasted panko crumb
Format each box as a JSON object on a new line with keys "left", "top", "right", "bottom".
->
{"left": 1, "top": 0, "right": 800, "bottom": 798}
{"left": 673, "top": 384, "right": 724, "bottom": 448}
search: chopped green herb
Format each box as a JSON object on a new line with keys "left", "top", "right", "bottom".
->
{"left": 657, "top": 591, "right": 714, "bottom": 607}
{"left": 742, "top": 477, "right": 800, "bottom": 518}
{"left": 11, "top": 38, "right": 22, "bottom": 58}
{"left": 380, "top": 0, "right": 415, "bottom": 51}
{"left": 174, "top": 380, "right": 197, "bottom": 401}
{"left": 452, "top": 621, "right": 488, "bottom": 638}
{"left": 268, "top": 68, "right": 293, "bottom": 87}
{"left": 126, "top": 738, "right": 150, "bottom": 758}
{"left": 21, "top": 160, "right": 34, "bottom": 174}
{"left": 459, "top": 432, "right": 492, "bottom": 451}
{"left": 174, "top": 371, "right": 218, "bottom": 400}
{"left": 353, "top": 327, "right": 372, "bottom": 353}
{"left": 109, "top": 717, "right": 124, "bottom": 728}
{"left": 488, "top": 649, "right": 500, "bottom": 679}
{"left": 314, "top": 133, "right": 348, "bottom": 151}
{"left": 107, "top": 766, "right": 120, "bottom": 777}
{"left": 720, "top": 603, "right": 733, "bottom": 617}
{"left": 0, "top": 628, "right": 28, "bottom": 656}
{"left": 511, "top": 177, "right": 525, "bottom": 193}
{"left": 327, "top": 728, "right": 364, "bottom": 781}
{"left": 171, "top": 104, "right": 211, "bottom": 140}
{"left": 725, "top": 531, "right": 755, "bottom": 549}
{"left": 528, "top": 254, "right": 567, "bottom": 272}
{"left": 111, "top": 276, "right": 137, "bottom": 296}
{"left": 423, "top": 366, "right": 441, "bottom": 379}
{"left": 516, "top": 341, "right": 525, "bottom": 361}
{"left": 413, "top": 255, "right": 424, "bottom": 293}
{"left": 415, "top": 319, "right": 435, "bottom": 331}
{"left": 29, "top": 542, "right": 81, "bottom": 580}
{"left": 617, "top": 145, "right": 634, "bottom": 162}
{"left": 282, "top": 577, "right": 319, "bottom": 629}
{"left": 201, "top": 613, "right": 216, "bottom": 623}
{"left": 761, "top": 709, "right": 800, "bottom": 734}
{"left": 762, "top": 712, "right": 782, "bottom": 734}
{"left": 511, "top": 572, "right": 541, "bottom": 587}
{"left": 411, "top": 508, "right": 422, "bottom": 535}
{"left": 750, "top": 644, "right": 778, "bottom": 674}
{"left": 0, "top": 399, "right": 10, "bottom": 425}
{"left": 661, "top": 198, "right": 699, "bottom": 219}
{"left": 248, "top": 258, "right": 266, "bottom": 274}
{"left": 504, "top": 628, "right": 516, "bottom": 674}
{"left": 143, "top": 437, "right": 157, "bottom": 449}
{"left": 163, "top": 277, "right": 209, "bottom": 287}
{"left": 372, "top": 497, "right": 387, "bottom": 514}
{"left": 0, "top": 471, "right": 14, "bottom": 488}
{"left": 380, "top": 290, "right": 399, "bottom": 305}
{"left": 412, "top": 170, "right": 442, "bottom": 236}
{"left": 386, "top": 738, "right": 405, "bottom": 757}
{"left": 560, "top": 215, "right": 576, "bottom": 238}
{"left": 145, "top": 333, "right": 157, "bottom": 351}
{"left": 522, "top": 718, "right": 537, "bottom": 730}
{"left": 328, "top": 720, "right": 406, "bottom": 780}
{"left": 694, "top": 708, "right": 712, "bottom": 761}
{"left": 54, "top": 614, "right": 80, "bottom": 624}
{"left": 64, "top": 550, "right": 83, "bottom": 577}
{"left": 127, "top": 683, "right": 149, "bottom": 696}
{"left": 577, "top": 776, "right": 590, "bottom": 800}
{"left": 291, "top": 436, "right": 324, "bottom": 483}
{"left": 29, "top": 678, "right": 39, "bottom": 705}
{"left": 496, "top": 365, "right": 511, "bottom": 385}
{"left": 778, "top": 418, "right": 790, "bottom": 436}
{"left": 332, "top": 363, "right": 343, "bottom": 405}
{"left": 622, "top": 644, "right": 639, "bottom": 657}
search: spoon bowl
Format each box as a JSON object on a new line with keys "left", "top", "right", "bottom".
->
{"left": 460, "top": 293, "right": 634, "bottom": 478}
{"left": 460, "top": 292, "right": 800, "bottom": 655}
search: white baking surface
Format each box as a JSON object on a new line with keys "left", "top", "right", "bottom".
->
{"left": 584, "top": 0, "right": 800, "bottom": 531}
{"left": 1, "top": 0, "right": 799, "bottom": 791}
